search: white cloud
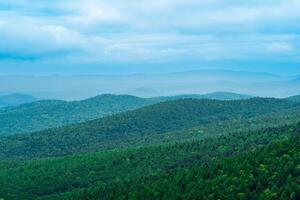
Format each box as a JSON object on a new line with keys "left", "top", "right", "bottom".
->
{"left": 0, "top": 0, "right": 299, "bottom": 63}
{"left": 61, "top": 1, "right": 126, "bottom": 27}
{"left": 0, "top": 14, "right": 88, "bottom": 57}
{"left": 40, "top": 25, "right": 85, "bottom": 47}
{"left": 264, "top": 42, "right": 294, "bottom": 54}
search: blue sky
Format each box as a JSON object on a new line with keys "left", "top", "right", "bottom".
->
{"left": 0, "top": 0, "right": 300, "bottom": 75}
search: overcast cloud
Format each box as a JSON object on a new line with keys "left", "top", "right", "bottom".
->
{"left": 0, "top": 0, "right": 299, "bottom": 74}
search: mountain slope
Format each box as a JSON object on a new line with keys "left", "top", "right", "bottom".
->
{"left": 0, "top": 92, "right": 251, "bottom": 136}
{"left": 0, "top": 122, "right": 298, "bottom": 200}
{"left": 0, "top": 93, "right": 37, "bottom": 108}
{"left": 0, "top": 98, "right": 297, "bottom": 160}
{"left": 61, "top": 132, "right": 299, "bottom": 200}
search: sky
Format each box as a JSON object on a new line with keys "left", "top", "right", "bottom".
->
{"left": 0, "top": 0, "right": 300, "bottom": 75}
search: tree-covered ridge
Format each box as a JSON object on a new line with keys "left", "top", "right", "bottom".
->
{"left": 0, "top": 93, "right": 38, "bottom": 108}
{"left": 0, "top": 122, "right": 298, "bottom": 200}
{"left": 0, "top": 92, "right": 251, "bottom": 136}
{"left": 286, "top": 94, "right": 300, "bottom": 102}
{"left": 0, "top": 98, "right": 297, "bottom": 160}
{"left": 0, "top": 94, "right": 149, "bottom": 136}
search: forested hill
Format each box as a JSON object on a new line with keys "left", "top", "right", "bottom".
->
{"left": 0, "top": 97, "right": 297, "bottom": 160}
{"left": 0, "top": 92, "right": 251, "bottom": 136}
{"left": 0, "top": 93, "right": 37, "bottom": 108}
{"left": 286, "top": 94, "right": 300, "bottom": 102}
{"left": 0, "top": 94, "right": 149, "bottom": 136}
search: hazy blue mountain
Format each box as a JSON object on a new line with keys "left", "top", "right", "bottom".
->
{"left": 150, "top": 92, "right": 252, "bottom": 102}
{"left": 0, "top": 93, "right": 38, "bottom": 108}
{"left": 198, "top": 92, "right": 252, "bottom": 100}
{"left": 0, "top": 70, "right": 294, "bottom": 100}
{"left": 0, "top": 92, "right": 251, "bottom": 136}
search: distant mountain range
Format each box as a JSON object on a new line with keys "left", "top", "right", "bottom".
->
{"left": 151, "top": 92, "right": 252, "bottom": 102}
{"left": 0, "top": 70, "right": 298, "bottom": 99}
{"left": 0, "top": 93, "right": 38, "bottom": 108}
{"left": 0, "top": 92, "right": 251, "bottom": 136}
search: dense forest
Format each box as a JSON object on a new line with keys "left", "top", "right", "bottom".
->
{"left": 0, "top": 95, "right": 299, "bottom": 199}
{"left": 0, "top": 122, "right": 299, "bottom": 199}
{"left": 54, "top": 133, "right": 299, "bottom": 200}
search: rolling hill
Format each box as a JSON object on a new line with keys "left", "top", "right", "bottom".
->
{"left": 0, "top": 92, "right": 251, "bottom": 136}
{"left": 0, "top": 93, "right": 38, "bottom": 108}
{"left": 0, "top": 97, "right": 298, "bottom": 160}
{"left": 0, "top": 94, "right": 150, "bottom": 136}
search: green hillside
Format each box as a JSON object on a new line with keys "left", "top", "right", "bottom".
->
{"left": 0, "top": 92, "right": 251, "bottom": 136}
{"left": 57, "top": 132, "right": 299, "bottom": 200}
{"left": 0, "top": 94, "right": 149, "bottom": 136}
{"left": 0, "top": 123, "right": 298, "bottom": 200}
{"left": 0, "top": 98, "right": 298, "bottom": 160}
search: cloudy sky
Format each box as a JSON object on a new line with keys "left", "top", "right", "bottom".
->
{"left": 0, "top": 0, "right": 299, "bottom": 75}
